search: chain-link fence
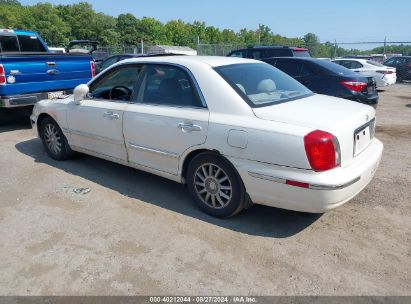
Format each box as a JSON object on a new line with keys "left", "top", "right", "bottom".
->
{"left": 96, "top": 43, "right": 155, "bottom": 56}
{"left": 197, "top": 41, "right": 411, "bottom": 59}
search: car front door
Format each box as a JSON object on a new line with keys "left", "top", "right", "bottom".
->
{"left": 123, "top": 64, "right": 209, "bottom": 176}
{"left": 66, "top": 64, "right": 141, "bottom": 162}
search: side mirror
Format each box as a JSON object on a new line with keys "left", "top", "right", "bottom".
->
{"left": 73, "top": 84, "right": 89, "bottom": 105}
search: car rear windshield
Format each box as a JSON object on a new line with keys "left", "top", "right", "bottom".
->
{"left": 292, "top": 50, "right": 311, "bottom": 57}
{"left": 215, "top": 63, "right": 313, "bottom": 107}
{"left": 0, "top": 35, "right": 19, "bottom": 52}
{"left": 18, "top": 35, "right": 46, "bottom": 52}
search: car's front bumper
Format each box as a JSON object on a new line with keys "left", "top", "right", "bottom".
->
{"left": 227, "top": 138, "right": 383, "bottom": 213}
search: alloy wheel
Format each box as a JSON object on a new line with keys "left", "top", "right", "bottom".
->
{"left": 193, "top": 163, "right": 233, "bottom": 209}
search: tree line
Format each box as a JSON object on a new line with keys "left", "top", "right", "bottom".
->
{"left": 1, "top": 0, "right": 410, "bottom": 57}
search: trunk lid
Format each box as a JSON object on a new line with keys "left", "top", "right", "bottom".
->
{"left": 252, "top": 94, "right": 376, "bottom": 167}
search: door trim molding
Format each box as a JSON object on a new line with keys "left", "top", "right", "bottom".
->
{"left": 127, "top": 142, "right": 180, "bottom": 159}
{"left": 67, "top": 128, "right": 124, "bottom": 145}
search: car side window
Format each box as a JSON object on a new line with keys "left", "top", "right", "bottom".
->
{"left": 134, "top": 64, "right": 203, "bottom": 108}
{"left": 351, "top": 61, "right": 363, "bottom": 69}
{"left": 89, "top": 65, "right": 141, "bottom": 101}
{"left": 384, "top": 58, "right": 396, "bottom": 65}
{"left": 250, "top": 50, "right": 262, "bottom": 60}
{"left": 229, "top": 51, "right": 246, "bottom": 58}
{"left": 275, "top": 60, "right": 302, "bottom": 77}
{"left": 300, "top": 63, "right": 315, "bottom": 77}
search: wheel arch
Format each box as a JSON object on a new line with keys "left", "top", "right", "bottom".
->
{"left": 36, "top": 113, "right": 57, "bottom": 135}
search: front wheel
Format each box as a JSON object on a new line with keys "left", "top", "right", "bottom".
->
{"left": 187, "top": 152, "right": 246, "bottom": 218}
{"left": 40, "top": 117, "right": 73, "bottom": 161}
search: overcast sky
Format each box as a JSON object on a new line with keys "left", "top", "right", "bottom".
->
{"left": 19, "top": 0, "right": 411, "bottom": 44}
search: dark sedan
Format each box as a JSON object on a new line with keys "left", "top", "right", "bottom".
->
{"left": 384, "top": 56, "right": 411, "bottom": 82}
{"left": 262, "top": 57, "right": 379, "bottom": 107}
{"left": 95, "top": 54, "right": 140, "bottom": 74}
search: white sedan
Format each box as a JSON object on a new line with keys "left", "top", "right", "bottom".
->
{"left": 30, "top": 56, "right": 383, "bottom": 217}
{"left": 332, "top": 58, "right": 396, "bottom": 87}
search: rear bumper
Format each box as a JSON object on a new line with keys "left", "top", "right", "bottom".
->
{"left": 228, "top": 138, "right": 383, "bottom": 213}
{"left": 0, "top": 91, "right": 70, "bottom": 108}
{"left": 349, "top": 92, "right": 379, "bottom": 107}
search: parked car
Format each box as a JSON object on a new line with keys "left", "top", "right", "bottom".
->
{"left": 383, "top": 56, "right": 411, "bottom": 82}
{"left": 344, "top": 55, "right": 387, "bottom": 64}
{"left": 0, "top": 29, "right": 95, "bottom": 109}
{"left": 262, "top": 57, "right": 379, "bottom": 107}
{"left": 332, "top": 58, "right": 396, "bottom": 87}
{"left": 31, "top": 56, "right": 383, "bottom": 217}
{"left": 96, "top": 53, "right": 185, "bottom": 74}
{"left": 95, "top": 54, "right": 140, "bottom": 74}
{"left": 227, "top": 46, "right": 310, "bottom": 60}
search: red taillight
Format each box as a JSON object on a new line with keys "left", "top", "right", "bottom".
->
{"left": 0, "top": 64, "right": 5, "bottom": 85}
{"left": 286, "top": 180, "right": 309, "bottom": 188}
{"left": 304, "top": 130, "right": 340, "bottom": 171}
{"left": 376, "top": 70, "right": 393, "bottom": 74}
{"left": 90, "top": 61, "right": 96, "bottom": 77}
{"left": 340, "top": 81, "right": 367, "bottom": 92}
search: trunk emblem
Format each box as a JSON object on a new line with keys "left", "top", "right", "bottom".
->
{"left": 7, "top": 75, "right": 16, "bottom": 84}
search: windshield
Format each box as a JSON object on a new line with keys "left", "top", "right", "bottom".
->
{"left": 215, "top": 63, "right": 313, "bottom": 107}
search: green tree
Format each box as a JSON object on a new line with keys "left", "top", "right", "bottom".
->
{"left": 56, "top": 2, "right": 98, "bottom": 41}
{"left": 303, "top": 33, "right": 320, "bottom": 56}
{"left": 0, "top": 4, "right": 24, "bottom": 29}
{"left": 136, "top": 17, "right": 166, "bottom": 44}
{"left": 164, "top": 19, "right": 190, "bottom": 46}
{"left": 22, "top": 3, "right": 70, "bottom": 46}
{"left": 0, "top": 0, "right": 21, "bottom": 5}
{"left": 116, "top": 13, "right": 140, "bottom": 45}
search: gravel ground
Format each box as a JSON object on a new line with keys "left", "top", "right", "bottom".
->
{"left": 0, "top": 84, "right": 410, "bottom": 296}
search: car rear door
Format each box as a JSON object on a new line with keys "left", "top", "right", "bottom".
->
{"left": 123, "top": 63, "right": 209, "bottom": 176}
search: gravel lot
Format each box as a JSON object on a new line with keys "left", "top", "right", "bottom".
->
{"left": 0, "top": 84, "right": 410, "bottom": 296}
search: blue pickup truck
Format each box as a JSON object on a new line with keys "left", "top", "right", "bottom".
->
{"left": 0, "top": 29, "right": 95, "bottom": 109}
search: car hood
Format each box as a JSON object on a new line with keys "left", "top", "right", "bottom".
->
{"left": 252, "top": 94, "right": 374, "bottom": 131}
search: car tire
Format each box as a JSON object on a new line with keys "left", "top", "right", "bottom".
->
{"left": 187, "top": 152, "right": 246, "bottom": 218}
{"left": 40, "top": 117, "right": 73, "bottom": 161}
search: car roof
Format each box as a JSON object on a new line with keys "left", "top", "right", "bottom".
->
{"left": 333, "top": 58, "right": 368, "bottom": 63}
{"left": 263, "top": 57, "right": 321, "bottom": 62}
{"left": 119, "top": 55, "right": 261, "bottom": 67}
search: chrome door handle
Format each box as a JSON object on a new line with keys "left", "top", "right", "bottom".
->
{"left": 103, "top": 111, "right": 120, "bottom": 120}
{"left": 47, "top": 69, "right": 59, "bottom": 75}
{"left": 46, "top": 62, "right": 56, "bottom": 67}
{"left": 177, "top": 122, "right": 202, "bottom": 133}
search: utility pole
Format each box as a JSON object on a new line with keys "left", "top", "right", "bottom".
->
{"left": 383, "top": 36, "right": 387, "bottom": 55}
{"left": 333, "top": 39, "right": 337, "bottom": 58}
{"left": 141, "top": 39, "right": 144, "bottom": 54}
{"left": 258, "top": 24, "right": 261, "bottom": 45}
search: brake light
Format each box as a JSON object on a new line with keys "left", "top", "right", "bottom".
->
{"left": 340, "top": 81, "right": 367, "bottom": 92}
{"left": 90, "top": 61, "right": 96, "bottom": 77}
{"left": 376, "top": 70, "right": 393, "bottom": 74}
{"left": 293, "top": 48, "right": 308, "bottom": 52}
{"left": 0, "top": 64, "right": 5, "bottom": 85}
{"left": 304, "top": 130, "right": 341, "bottom": 171}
